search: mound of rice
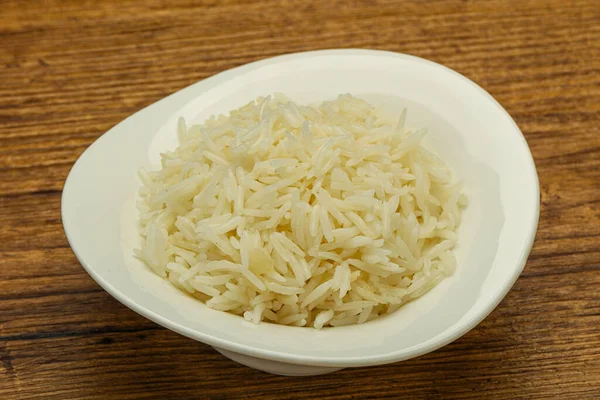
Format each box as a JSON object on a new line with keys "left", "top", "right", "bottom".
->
{"left": 136, "top": 94, "right": 466, "bottom": 328}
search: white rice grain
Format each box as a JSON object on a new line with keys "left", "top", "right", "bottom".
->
{"left": 137, "top": 94, "right": 466, "bottom": 328}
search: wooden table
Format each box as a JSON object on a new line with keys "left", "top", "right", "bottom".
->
{"left": 2, "top": 0, "right": 599, "bottom": 398}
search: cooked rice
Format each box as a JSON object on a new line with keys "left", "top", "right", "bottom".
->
{"left": 136, "top": 94, "right": 467, "bottom": 328}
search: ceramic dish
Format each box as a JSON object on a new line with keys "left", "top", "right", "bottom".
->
{"left": 62, "top": 49, "right": 539, "bottom": 376}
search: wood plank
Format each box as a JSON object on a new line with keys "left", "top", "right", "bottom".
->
{"left": 1, "top": 0, "right": 599, "bottom": 398}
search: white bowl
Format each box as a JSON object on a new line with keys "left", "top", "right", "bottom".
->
{"left": 62, "top": 49, "right": 539, "bottom": 376}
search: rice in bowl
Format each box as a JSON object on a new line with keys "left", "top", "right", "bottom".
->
{"left": 135, "top": 94, "right": 466, "bottom": 328}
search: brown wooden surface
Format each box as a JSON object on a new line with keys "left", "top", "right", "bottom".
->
{"left": 1, "top": 0, "right": 600, "bottom": 398}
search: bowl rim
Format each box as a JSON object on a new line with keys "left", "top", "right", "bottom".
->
{"left": 62, "top": 49, "right": 540, "bottom": 367}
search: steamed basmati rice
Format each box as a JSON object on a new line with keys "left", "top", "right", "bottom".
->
{"left": 136, "top": 94, "right": 466, "bottom": 328}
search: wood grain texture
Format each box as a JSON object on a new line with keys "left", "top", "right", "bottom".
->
{"left": 1, "top": 0, "right": 599, "bottom": 398}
